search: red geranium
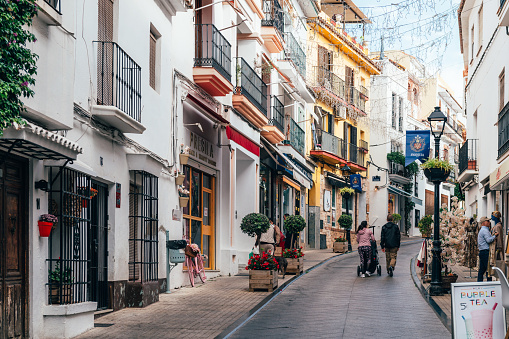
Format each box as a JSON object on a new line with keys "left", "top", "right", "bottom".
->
{"left": 246, "top": 251, "right": 279, "bottom": 270}
{"left": 283, "top": 247, "right": 304, "bottom": 258}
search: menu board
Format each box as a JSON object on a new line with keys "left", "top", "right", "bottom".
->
{"left": 451, "top": 282, "right": 506, "bottom": 339}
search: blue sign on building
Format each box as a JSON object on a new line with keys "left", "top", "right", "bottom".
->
{"left": 405, "top": 130, "right": 431, "bottom": 166}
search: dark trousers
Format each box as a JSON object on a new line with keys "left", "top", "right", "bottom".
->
{"left": 358, "top": 246, "right": 371, "bottom": 274}
{"left": 477, "top": 249, "right": 493, "bottom": 282}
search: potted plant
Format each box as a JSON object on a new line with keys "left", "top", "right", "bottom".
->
{"left": 178, "top": 185, "right": 190, "bottom": 207}
{"left": 180, "top": 145, "right": 191, "bottom": 165}
{"left": 333, "top": 236, "right": 347, "bottom": 253}
{"left": 392, "top": 213, "right": 402, "bottom": 224}
{"left": 421, "top": 158, "right": 453, "bottom": 182}
{"left": 283, "top": 247, "right": 305, "bottom": 275}
{"left": 38, "top": 214, "right": 58, "bottom": 237}
{"left": 246, "top": 251, "right": 279, "bottom": 292}
{"left": 418, "top": 215, "right": 433, "bottom": 238}
{"left": 338, "top": 214, "right": 353, "bottom": 230}
{"left": 48, "top": 260, "right": 73, "bottom": 304}
{"left": 284, "top": 215, "right": 306, "bottom": 250}
{"left": 175, "top": 170, "right": 185, "bottom": 186}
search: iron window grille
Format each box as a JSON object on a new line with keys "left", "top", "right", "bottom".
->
{"left": 319, "top": 130, "right": 347, "bottom": 159}
{"left": 459, "top": 139, "right": 478, "bottom": 175}
{"left": 47, "top": 167, "right": 92, "bottom": 305}
{"left": 283, "top": 33, "right": 306, "bottom": 77}
{"left": 285, "top": 117, "right": 305, "bottom": 156}
{"left": 268, "top": 96, "right": 284, "bottom": 134}
{"left": 235, "top": 57, "right": 268, "bottom": 117}
{"left": 499, "top": 102, "right": 509, "bottom": 159}
{"left": 262, "top": 0, "right": 284, "bottom": 37}
{"left": 129, "top": 171, "right": 159, "bottom": 283}
{"left": 311, "top": 66, "right": 346, "bottom": 100}
{"left": 194, "top": 24, "right": 232, "bottom": 83}
{"left": 95, "top": 41, "right": 142, "bottom": 123}
{"left": 44, "top": 0, "right": 61, "bottom": 13}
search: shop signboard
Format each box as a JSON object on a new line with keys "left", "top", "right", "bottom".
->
{"left": 184, "top": 130, "right": 219, "bottom": 168}
{"left": 451, "top": 281, "right": 506, "bottom": 339}
{"left": 405, "top": 130, "right": 430, "bottom": 166}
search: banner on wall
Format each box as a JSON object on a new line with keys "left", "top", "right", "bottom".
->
{"left": 405, "top": 130, "right": 430, "bottom": 166}
{"left": 350, "top": 174, "right": 362, "bottom": 192}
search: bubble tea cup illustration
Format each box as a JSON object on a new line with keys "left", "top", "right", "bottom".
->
{"left": 462, "top": 315, "right": 474, "bottom": 339}
{"left": 471, "top": 303, "right": 497, "bottom": 339}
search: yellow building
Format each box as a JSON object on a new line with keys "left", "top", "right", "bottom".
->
{"left": 305, "top": 6, "right": 380, "bottom": 249}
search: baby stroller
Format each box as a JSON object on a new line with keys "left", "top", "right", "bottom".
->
{"left": 357, "top": 226, "right": 382, "bottom": 276}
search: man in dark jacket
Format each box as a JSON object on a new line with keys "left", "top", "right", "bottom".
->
{"left": 380, "top": 214, "right": 401, "bottom": 277}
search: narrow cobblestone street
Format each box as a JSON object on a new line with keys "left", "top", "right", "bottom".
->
{"left": 228, "top": 241, "right": 450, "bottom": 339}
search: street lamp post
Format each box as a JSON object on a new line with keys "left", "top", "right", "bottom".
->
{"left": 341, "top": 164, "right": 353, "bottom": 252}
{"left": 427, "top": 106, "right": 448, "bottom": 296}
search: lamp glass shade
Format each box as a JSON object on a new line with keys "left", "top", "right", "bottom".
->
{"left": 427, "top": 106, "right": 447, "bottom": 139}
{"left": 340, "top": 165, "right": 351, "bottom": 173}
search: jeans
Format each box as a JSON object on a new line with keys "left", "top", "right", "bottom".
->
{"left": 477, "top": 249, "right": 492, "bottom": 282}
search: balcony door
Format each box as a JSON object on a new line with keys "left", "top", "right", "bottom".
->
{"left": 97, "top": 0, "right": 114, "bottom": 105}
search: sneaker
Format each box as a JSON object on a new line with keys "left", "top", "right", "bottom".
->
{"left": 361, "top": 273, "right": 365, "bottom": 278}
{"left": 365, "top": 272, "right": 371, "bottom": 277}
{"left": 388, "top": 266, "right": 394, "bottom": 277}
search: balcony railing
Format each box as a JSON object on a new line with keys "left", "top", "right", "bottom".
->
{"left": 499, "top": 102, "right": 509, "bottom": 158}
{"left": 95, "top": 41, "right": 142, "bottom": 122}
{"left": 44, "top": 0, "right": 61, "bottom": 13}
{"left": 268, "top": 96, "right": 284, "bottom": 134}
{"left": 235, "top": 57, "right": 268, "bottom": 116}
{"left": 283, "top": 33, "right": 306, "bottom": 77}
{"left": 357, "top": 148, "right": 366, "bottom": 167}
{"left": 318, "top": 130, "right": 347, "bottom": 159}
{"left": 262, "top": 0, "right": 284, "bottom": 36}
{"left": 389, "top": 161, "right": 407, "bottom": 177}
{"left": 194, "top": 24, "right": 232, "bottom": 83}
{"left": 346, "top": 86, "right": 366, "bottom": 113}
{"left": 359, "top": 139, "right": 368, "bottom": 151}
{"left": 310, "top": 66, "right": 346, "bottom": 100}
{"left": 286, "top": 118, "right": 305, "bottom": 155}
{"left": 399, "top": 115, "right": 403, "bottom": 132}
{"left": 459, "top": 139, "right": 478, "bottom": 175}
{"left": 447, "top": 118, "right": 464, "bottom": 137}
{"left": 360, "top": 85, "right": 368, "bottom": 98}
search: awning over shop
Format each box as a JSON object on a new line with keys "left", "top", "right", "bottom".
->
{"left": 0, "top": 121, "right": 82, "bottom": 160}
{"left": 410, "top": 196, "right": 423, "bottom": 206}
{"left": 490, "top": 156, "right": 509, "bottom": 190}
{"left": 226, "top": 126, "right": 260, "bottom": 156}
{"left": 388, "top": 185, "right": 412, "bottom": 197}
{"left": 325, "top": 171, "right": 348, "bottom": 187}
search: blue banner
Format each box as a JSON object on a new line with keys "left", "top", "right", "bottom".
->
{"left": 405, "top": 130, "right": 431, "bottom": 166}
{"left": 350, "top": 174, "right": 362, "bottom": 192}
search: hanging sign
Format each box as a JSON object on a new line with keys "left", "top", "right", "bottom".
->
{"left": 405, "top": 130, "right": 430, "bottom": 166}
{"left": 350, "top": 174, "right": 362, "bottom": 192}
{"left": 451, "top": 281, "right": 506, "bottom": 339}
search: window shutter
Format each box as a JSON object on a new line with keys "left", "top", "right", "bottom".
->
{"left": 150, "top": 33, "right": 156, "bottom": 90}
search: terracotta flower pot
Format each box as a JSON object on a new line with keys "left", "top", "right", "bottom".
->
{"left": 175, "top": 174, "right": 185, "bottom": 186}
{"left": 179, "top": 196, "right": 189, "bottom": 207}
{"left": 38, "top": 221, "right": 53, "bottom": 237}
{"left": 423, "top": 168, "right": 450, "bottom": 183}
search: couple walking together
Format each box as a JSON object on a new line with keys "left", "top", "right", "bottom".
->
{"left": 357, "top": 214, "right": 401, "bottom": 278}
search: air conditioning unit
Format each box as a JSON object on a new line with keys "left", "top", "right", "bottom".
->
{"left": 335, "top": 106, "right": 347, "bottom": 120}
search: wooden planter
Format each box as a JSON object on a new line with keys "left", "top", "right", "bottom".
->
{"left": 333, "top": 242, "right": 347, "bottom": 253}
{"left": 179, "top": 153, "right": 190, "bottom": 165}
{"left": 249, "top": 269, "right": 278, "bottom": 292}
{"left": 441, "top": 274, "right": 458, "bottom": 290}
{"left": 175, "top": 174, "right": 185, "bottom": 185}
{"left": 179, "top": 196, "right": 189, "bottom": 207}
{"left": 421, "top": 232, "right": 431, "bottom": 238}
{"left": 286, "top": 257, "right": 304, "bottom": 275}
{"left": 49, "top": 285, "right": 73, "bottom": 304}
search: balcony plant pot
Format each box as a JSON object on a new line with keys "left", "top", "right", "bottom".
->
{"left": 175, "top": 174, "right": 185, "bottom": 186}
{"left": 249, "top": 269, "right": 278, "bottom": 292}
{"left": 38, "top": 221, "right": 53, "bottom": 237}
{"left": 423, "top": 168, "right": 450, "bottom": 183}
{"left": 468, "top": 160, "right": 477, "bottom": 170}
{"left": 49, "top": 284, "right": 73, "bottom": 304}
{"left": 333, "top": 242, "right": 347, "bottom": 253}
{"left": 179, "top": 196, "right": 189, "bottom": 207}
{"left": 286, "top": 257, "right": 304, "bottom": 275}
{"left": 179, "top": 153, "right": 190, "bottom": 165}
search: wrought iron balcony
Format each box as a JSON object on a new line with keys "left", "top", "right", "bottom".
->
{"left": 268, "top": 96, "right": 284, "bottom": 134}
{"left": 283, "top": 32, "right": 306, "bottom": 77}
{"left": 389, "top": 161, "right": 411, "bottom": 184}
{"left": 194, "top": 24, "right": 232, "bottom": 83}
{"left": 458, "top": 139, "right": 478, "bottom": 176}
{"left": 235, "top": 57, "right": 268, "bottom": 117}
{"left": 310, "top": 66, "right": 345, "bottom": 100}
{"left": 262, "top": 0, "right": 284, "bottom": 36}
{"left": 359, "top": 139, "right": 368, "bottom": 151}
{"left": 317, "top": 130, "right": 347, "bottom": 159}
{"left": 499, "top": 101, "right": 509, "bottom": 158}
{"left": 95, "top": 41, "right": 142, "bottom": 123}
{"left": 286, "top": 118, "right": 305, "bottom": 156}
{"left": 346, "top": 86, "right": 366, "bottom": 114}
{"left": 44, "top": 0, "right": 61, "bottom": 13}
{"left": 360, "top": 85, "right": 369, "bottom": 99}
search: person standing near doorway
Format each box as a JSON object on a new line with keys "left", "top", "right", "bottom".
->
{"left": 478, "top": 216, "right": 499, "bottom": 282}
{"left": 381, "top": 214, "right": 401, "bottom": 277}
{"left": 492, "top": 211, "right": 504, "bottom": 260}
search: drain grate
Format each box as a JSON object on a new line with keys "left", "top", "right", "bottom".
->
{"left": 94, "top": 323, "right": 114, "bottom": 328}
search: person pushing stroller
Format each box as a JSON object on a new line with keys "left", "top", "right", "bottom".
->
{"left": 357, "top": 221, "right": 375, "bottom": 278}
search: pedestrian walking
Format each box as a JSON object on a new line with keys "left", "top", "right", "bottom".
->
{"left": 477, "top": 216, "right": 499, "bottom": 282}
{"left": 380, "top": 214, "right": 401, "bottom": 277}
{"left": 492, "top": 211, "right": 504, "bottom": 260}
{"left": 256, "top": 219, "right": 280, "bottom": 255}
{"left": 356, "top": 221, "right": 375, "bottom": 278}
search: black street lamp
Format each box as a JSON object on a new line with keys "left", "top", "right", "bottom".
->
{"left": 427, "top": 106, "right": 448, "bottom": 296}
{"left": 341, "top": 164, "right": 353, "bottom": 252}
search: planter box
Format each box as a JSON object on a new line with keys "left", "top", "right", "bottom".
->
{"left": 49, "top": 285, "right": 73, "bottom": 304}
{"left": 274, "top": 247, "right": 282, "bottom": 257}
{"left": 175, "top": 174, "right": 185, "bottom": 186}
{"left": 286, "top": 257, "right": 304, "bottom": 275}
{"left": 468, "top": 160, "right": 477, "bottom": 170}
{"left": 249, "top": 269, "right": 278, "bottom": 292}
{"left": 179, "top": 196, "right": 189, "bottom": 207}
{"left": 421, "top": 233, "right": 431, "bottom": 238}
{"left": 333, "top": 242, "right": 347, "bottom": 253}
{"left": 441, "top": 274, "right": 458, "bottom": 290}
{"left": 423, "top": 168, "right": 450, "bottom": 183}
{"left": 179, "top": 153, "right": 190, "bottom": 165}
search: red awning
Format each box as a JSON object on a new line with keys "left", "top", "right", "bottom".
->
{"left": 226, "top": 126, "right": 260, "bottom": 156}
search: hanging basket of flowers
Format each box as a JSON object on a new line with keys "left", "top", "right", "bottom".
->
{"left": 421, "top": 158, "right": 453, "bottom": 183}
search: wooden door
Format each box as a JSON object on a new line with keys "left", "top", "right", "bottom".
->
{"left": 0, "top": 155, "right": 28, "bottom": 339}
{"left": 345, "top": 66, "right": 354, "bottom": 103}
{"left": 425, "top": 189, "right": 434, "bottom": 216}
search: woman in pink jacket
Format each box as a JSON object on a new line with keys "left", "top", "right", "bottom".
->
{"left": 356, "top": 221, "right": 375, "bottom": 277}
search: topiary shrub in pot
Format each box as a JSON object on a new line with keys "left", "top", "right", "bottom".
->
{"left": 392, "top": 213, "right": 402, "bottom": 224}
{"left": 240, "top": 213, "right": 270, "bottom": 238}
{"left": 338, "top": 214, "right": 353, "bottom": 230}
{"left": 284, "top": 215, "right": 306, "bottom": 249}
{"left": 418, "top": 215, "right": 433, "bottom": 237}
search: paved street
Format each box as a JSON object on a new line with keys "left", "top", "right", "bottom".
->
{"left": 228, "top": 241, "right": 450, "bottom": 339}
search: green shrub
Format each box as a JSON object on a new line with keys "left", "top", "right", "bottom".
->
{"left": 284, "top": 215, "right": 306, "bottom": 234}
{"left": 240, "top": 213, "right": 270, "bottom": 237}
{"left": 420, "top": 158, "right": 454, "bottom": 171}
{"left": 418, "top": 215, "right": 433, "bottom": 235}
{"left": 392, "top": 213, "right": 402, "bottom": 223}
{"left": 338, "top": 214, "right": 353, "bottom": 230}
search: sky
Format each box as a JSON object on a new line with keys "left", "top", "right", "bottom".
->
{"left": 346, "top": 0, "right": 465, "bottom": 102}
